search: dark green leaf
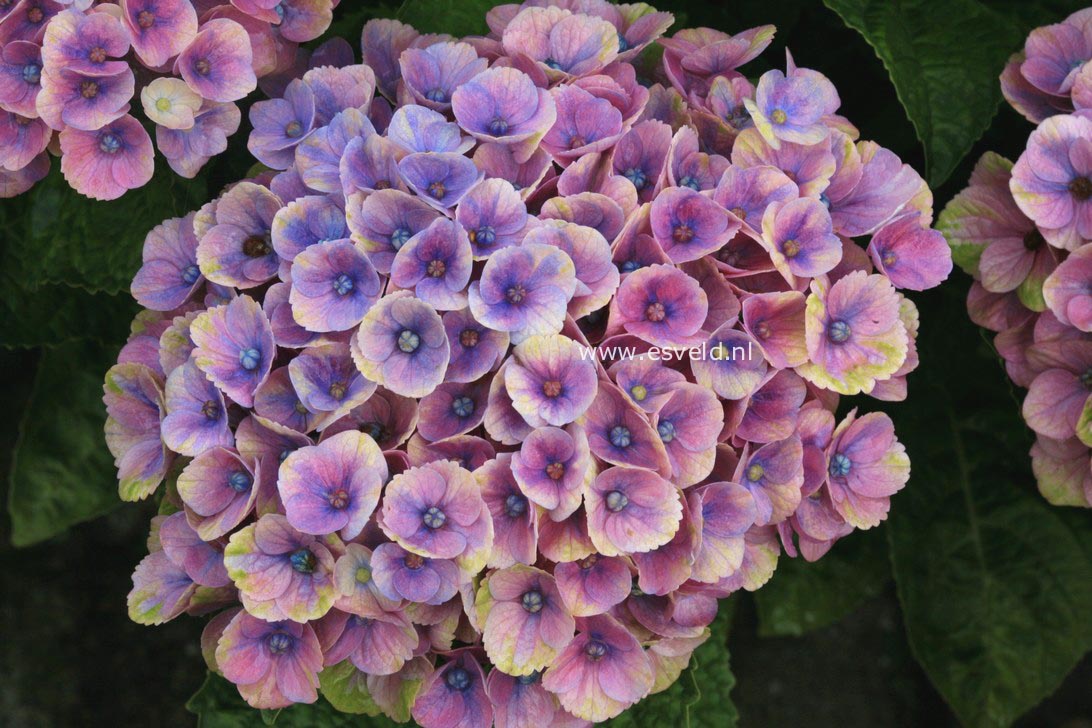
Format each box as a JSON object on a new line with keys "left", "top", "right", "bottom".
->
{"left": 0, "top": 287, "right": 135, "bottom": 349}
{"left": 887, "top": 285, "right": 1092, "bottom": 727}
{"left": 755, "top": 526, "right": 891, "bottom": 637}
{"left": 7, "top": 339, "right": 122, "bottom": 547}
{"left": 608, "top": 600, "right": 738, "bottom": 728}
{"left": 396, "top": 0, "right": 494, "bottom": 36}
{"left": 823, "top": 0, "right": 1024, "bottom": 186}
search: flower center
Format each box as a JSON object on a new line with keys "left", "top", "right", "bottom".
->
{"left": 504, "top": 493, "right": 528, "bottom": 518}
{"left": 201, "top": 399, "right": 220, "bottom": 419}
{"left": 584, "top": 640, "right": 608, "bottom": 660}
{"left": 98, "top": 132, "right": 122, "bottom": 154}
{"left": 546, "top": 461, "right": 565, "bottom": 480}
{"left": 332, "top": 273, "right": 354, "bottom": 296}
{"left": 451, "top": 395, "right": 475, "bottom": 418}
{"left": 329, "top": 380, "right": 347, "bottom": 400}
{"left": 327, "top": 488, "right": 350, "bottom": 509}
{"left": 754, "top": 321, "right": 771, "bottom": 339}
{"left": 517, "top": 671, "right": 542, "bottom": 686}
{"left": 746, "top": 463, "right": 764, "bottom": 482}
{"left": 672, "top": 224, "right": 694, "bottom": 243}
{"left": 289, "top": 548, "right": 317, "bottom": 573}
{"left": 506, "top": 284, "right": 527, "bottom": 304}
{"left": 623, "top": 167, "right": 648, "bottom": 190}
{"left": 470, "top": 225, "right": 495, "bottom": 247}
{"left": 829, "top": 453, "right": 852, "bottom": 478}
{"left": 1081, "top": 367, "right": 1092, "bottom": 391}
{"left": 294, "top": 400, "right": 309, "bottom": 414}
{"left": 578, "top": 553, "right": 599, "bottom": 569}
{"left": 81, "top": 80, "right": 99, "bottom": 98}
{"left": 620, "top": 259, "right": 641, "bottom": 273}
{"left": 397, "top": 329, "right": 420, "bottom": 353}
{"left": 239, "top": 347, "right": 261, "bottom": 371}
{"left": 27, "top": 7, "right": 42, "bottom": 23}
{"left": 391, "top": 228, "right": 411, "bottom": 250}
{"left": 608, "top": 425, "right": 632, "bottom": 449}
{"left": 194, "top": 58, "right": 211, "bottom": 76}
{"left": 679, "top": 175, "right": 700, "bottom": 190}
{"left": 285, "top": 120, "right": 303, "bottom": 138}
{"left": 827, "top": 319, "right": 851, "bottom": 344}
{"left": 374, "top": 180, "right": 391, "bottom": 190}
{"left": 459, "top": 328, "right": 479, "bottom": 348}
{"left": 782, "top": 238, "right": 800, "bottom": 258}
{"left": 544, "top": 58, "right": 562, "bottom": 70}
{"left": 488, "top": 117, "right": 509, "bottom": 135}
{"left": 422, "top": 506, "right": 446, "bottom": 529}
{"left": 242, "top": 234, "right": 271, "bottom": 258}
{"left": 521, "top": 589, "right": 544, "bottom": 613}
{"left": 657, "top": 420, "right": 676, "bottom": 442}
{"left": 1069, "top": 176, "right": 1092, "bottom": 201}
{"left": 361, "top": 421, "right": 386, "bottom": 441}
{"left": 427, "top": 181, "right": 445, "bottom": 198}
{"left": 425, "top": 88, "right": 446, "bottom": 103}
{"left": 568, "top": 134, "right": 586, "bottom": 149}
{"left": 266, "top": 631, "right": 292, "bottom": 654}
{"left": 89, "top": 46, "right": 107, "bottom": 64}
{"left": 1023, "top": 229, "right": 1045, "bottom": 250}
{"left": 21, "top": 63, "right": 39, "bottom": 84}
{"left": 629, "top": 384, "right": 648, "bottom": 401}
{"left": 605, "top": 490, "right": 629, "bottom": 512}
{"left": 645, "top": 301, "right": 666, "bottom": 322}
{"left": 137, "top": 10, "right": 155, "bottom": 28}
{"left": 542, "top": 379, "right": 563, "bottom": 398}
{"left": 404, "top": 553, "right": 425, "bottom": 569}
{"left": 228, "top": 471, "right": 251, "bottom": 493}
{"left": 445, "top": 667, "right": 471, "bottom": 691}
{"left": 155, "top": 96, "right": 173, "bottom": 112}
{"left": 771, "top": 108, "right": 787, "bottom": 124}
{"left": 427, "top": 259, "right": 446, "bottom": 278}
{"left": 355, "top": 566, "right": 372, "bottom": 583}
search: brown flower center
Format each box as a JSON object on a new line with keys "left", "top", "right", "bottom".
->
{"left": 426, "top": 259, "right": 446, "bottom": 278}
{"left": 89, "top": 47, "right": 106, "bottom": 64}
{"left": 243, "top": 235, "right": 271, "bottom": 258}
{"left": 138, "top": 10, "right": 155, "bottom": 28}
{"left": 782, "top": 238, "right": 800, "bottom": 258}
{"left": 194, "top": 58, "right": 211, "bottom": 76}
{"left": 645, "top": 301, "right": 666, "bottom": 322}
{"left": 80, "top": 80, "right": 99, "bottom": 99}
{"left": 1069, "top": 176, "right": 1092, "bottom": 201}
{"left": 459, "top": 328, "right": 479, "bottom": 348}
{"left": 1023, "top": 228, "right": 1045, "bottom": 250}
{"left": 546, "top": 462, "right": 565, "bottom": 480}
{"left": 672, "top": 225, "right": 694, "bottom": 244}
{"left": 327, "top": 488, "right": 350, "bottom": 509}
{"left": 542, "top": 380, "right": 562, "bottom": 398}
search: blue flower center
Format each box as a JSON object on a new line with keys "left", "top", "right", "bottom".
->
{"left": 544, "top": 57, "right": 562, "bottom": 70}
{"left": 623, "top": 167, "right": 648, "bottom": 190}
{"left": 427, "top": 180, "right": 446, "bottom": 198}
{"left": 517, "top": 671, "right": 542, "bottom": 686}
{"left": 274, "top": 2, "right": 285, "bottom": 20}
{"left": 488, "top": 117, "right": 509, "bottom": 135}
{"left": 397, "top": 329, "right": 420, "bottom": 353}
{"left": 201, "top": 399, "right": 220, "bottom": 419}
{"left": 284, "top": 120, "right": 302, "bottom": 138}
{"left": 521, "top": 589, "right": 544, "bottom": 613}
{"left": 391, "top": 227, "right": 412, "bottom": 250}
{"left": 584, "top": 640, "right": 608, "bottom": 660}
{"left": 819, "top": 192, "right": 831, "bottom": 209}
{"left": 98, "top": 133, "right": 121, "bottom": 154}
{"left": 658, "top": 420, "right": 676, "bottom": 442}
{"left": 605, "top": 489, "right": 629, "bottom": 512}
{"left": 332, "top": 273, "right": 354, "bottom": 296}
{"left": 278, "top": 449, "right": 292, "bottom": 462}
{"left": 228, "top": 471, "right": 252, "bottom": 493}
{"left": 266, "top": 631, "right": 292, "bottom": 654}
{"left": 506, "top": 283, "right": 527, "bottom": 304}
{"left": 620, "top": 259, "right": 641, "bottom": 273}
{"left": 181, "top": 264, "right": 200, "bottom": 285}
{"left": 617, "top": 32, "right": 629, "bottom": 52}
{"left": 829, "top": 452, "right": 852, "bottom": 478}
{"left": 22, "top": 62, "right": 39, "bottom": 84}
{"left": 679, "top": 175, "right": 700, "bottom": 190}
{"left": 422, "top": 505, "right": 446, "bottom": 529}
{"left": 239, "top": 347, "right": 261, "bottom": 371}
{"left": 827, "top": 320, "right": 851, "bottom": 344}
{"left": 289, "top": 548, "right": 317, "bottom": 574}
{"left": 608, "top": 425, "right": 632, "bottom": 449}
{"left": 505, "top": 493, "right": 528, "bottom": 518}
{"left": 445, "top": 666, "right": 471, "bottom": 691}
{"left": 473, "top": 225, "right": 496, "bottom": 247}
{"left": 361, "top": 421, "right": 385, "bottom": 441}
{"left": 451, "top": 395, "right": 475, "bottom": 418}
{"left": 1082, "top": 367, "right": 1092, "bottom": 390}
{"left": 425, "top": 88, "right": 447, "bottom": 102}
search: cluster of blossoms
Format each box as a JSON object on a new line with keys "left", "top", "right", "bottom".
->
{"left": 107, "top": 1, "right": 952, "bottom": 724}
{"left": 940, "top": 7, "right": 1092, "bottom": 509}
{"left": 0, "top": 0, "right": 338, "bottom": 199}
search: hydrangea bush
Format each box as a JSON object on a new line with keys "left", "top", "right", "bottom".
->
{"left": 0, "top": 0, "right": 339, "bottom": 199}
{"left": 106, "top": 1, "right": 953, "bottom": 724}
{"left": 939, "top": 6, "right": 1092, "bottom": 509}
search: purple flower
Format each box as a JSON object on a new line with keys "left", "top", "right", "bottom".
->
{"left": 553, "top": 552, "right": 631, "bottom": 617}
{"left": 523, "top": 220, "right": 618, "bottom": 319}
{"left": 352, "top": 292, "right": 450, "bottom": 398}
{"left": 541, "top": 84, "right": 623, "bottom": 162}
{"left": 290, "top": 239, "right": 381, "bottom": 332}
{"left": 120, "top": 0, "right": 197, "bottom": 67}
{"left": 655, "top": 382, "right": 724, "bottom": 487}
{"left": 254, "top": 366, "right": 330, "bottom": 433}
{"left": 501, "top": 6, "right": 619, "bottom": 79}
{"left": 295, "top": 107, "right": 375, "bottom": 194}
{"left": 41, "top": 9, "right": 129, "bottom": 77}
{"left": 587, "top": 466, "right": 682, "bottom": 556}
{"left": 341, "top": 133, "right": 407, "bottom": 196}
{"left": 333, "top": 542, "right": 402, "bottom": 617}
{"left": 737, "top": 436, "right": 804, "bottom": 526}
{"left": 650, "top": 186, "right": 739, "bottom": 263}
{"left": 190, "top": 294, "right": 275, "bottom": 408}
{"left": 387, "top": 103, "right": 473, "bottom": 154}
{"left": 867, "top": 212, "right": 952, "bottom": 291}
{"left": 745, "top": 64, "right": 839, "bottom": 148}
{"left": 301, "top": 64, "right": 376, "bottom": 126}
{"left": 58, "top": 114, "right": 152, "bottom": 200}
{"left": 127, "top": 550, "right": 195, "bottom": 625}
{"left": 442, "top": 307, "right": 508, "bottom": 384}
{"left": 197, "top": 182, "right": 282, "bottom": 288}
{"left": 322, "top": 386, "right": 419, "bottom": 450}
{"left": 348, "top": 188, "right": 440, "bottom": 273}
{"left": 0, "top": 0, "right": 62, "bottom": 45}
{"left": 827, "top": 141, "right": 922, "bottom": 237}
{"left": 760, "top": 197, "right": 841, "bottom": 281}
{"left": 472, "top": 142, "right": 552, "bottom": 199}
{"left": 451, "top": 66, "right": 556, "bottom": 162}
{"left": 370, "top": 541, "right": 460, "bottom": 605}
{"left": 609, "top": 356, "right": 687, "bottom": 414}
{"left": 0, "top": 40, "right": 43, "bottom": 117}
{"left": 398, "top": 151, "right": 483, "bottom": 210}
{"left": 248, "top": 79, "right": 317, "bottom": 170}
{"left": 271, "top": 193, "right": 347, "bottom": 263}
{"left": 411, "top": 650, "right": 493, "bottom": 728}
{"left": 177, "top": 446, "right": 258, "bottom": 540}
{"left": 611, "top": 264, "right": 707, "bottom": 347}
{"left": 478, "top": 565, "right": 575, "bottom": 675}
{"left": 1022, "top": 340, "right": 1092, "bottom": 443}
{"left": 417, "top": 377, "right": 491, "bottom": 442}
{"left": 158, "top": 511, "right": 230, "bottom": 588}
{"left": 380, "top": 459, "right": 492, "bottom": 569}
{"left": 223, "top": 513, "right": 337, "bottom": 622}
{"left": 468, "top": 243, "right": 577, "bottom": 342}
{"left": 360, "top": 17, "right": 419, "bottom": 99}
{"left": 455, "top": 178, "right": 529, "bottom": 259}
{"left": 288, "top": 342, "right": 376, "bottom": 421}
{"left": 612, "top": 120, "right": 672, "bottom": 202}
{"left": 731, "top": 127, "right": 836, "bottom": 199}
{"left": 741, "top": 291, "right": 808, "bottom": 369}
{"left": 504, "top": 334, "right": 597, "bottom": 428}
{"left": 131, "top": 213, "right": 202, "bottom": 312}
{"left": 737, "top": 369, "right": 807, "bottom": 444}
{"left": 541, "top": 613, "right": 654, "bottom": 722}
{"left": 391, "top": 218, "right": 473, "bottom": 310}
{"left": 1020, "top": 19, "right": 1092, "bottom": 96}
{"left": 511, "top": 425, "right": 591, "bottom": 520}
{"left": 1010, "top": 114, "right": 1092, "bottom": 250}
{"left": 486, "top": 669, "right": 565, "bottom": 728}
{"left": 162, "top": 358, "right": 233, "bottom": 457}
{"left": 585, "top": 379, "right": 672, "bottom": 475}
{"left": 0, "top": 111, "right": 49, "bottom": 172}
{"left": 690, "top": 482, "right": 756, "bottom": 583}
{"left": 279, "top": 430, "right": 386, "bottom": 540}
{"left": 478, "top": 454, "right": 538, "bottom": 569}
{"left": 691, "top": 324, "right": 768, "bottom": 400}
{"left": 540, "top": 192, "right": 626, "bottom": 244}
{"left": 157, "top": 100, "right": 241, "bottom": 179}
{"left": 216, "top": 611, "right": 323, "bottom": 709}
{"left": 319, "top": 608, "right": 419, "bottom": 675}
{"left": 400, "top": 41, "right": 487, "bottom": 111}
{"left": 103, "top": 363, "right": 172, "bottom": 501}
{"left": 826, "top": 411, "right": 909, "bottom": 528}
{"left": 1044, "top": 243, "right": 1092, "bottom": 331}
{"left": 177, "top": 18, "right": 256, "bottom": 102}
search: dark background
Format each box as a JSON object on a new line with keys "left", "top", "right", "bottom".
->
{"left": 2, "top": 1, "right": 1090, "bottom": 726}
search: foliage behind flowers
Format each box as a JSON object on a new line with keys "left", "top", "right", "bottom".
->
{"left": 0, "top": 0, "right": 340, "bottom": 200}
{"left": 939, "top": 6, "right": 1092, "bottom": 510}
{"left": 104, "top": 1, "right": 953, "bottom": 724}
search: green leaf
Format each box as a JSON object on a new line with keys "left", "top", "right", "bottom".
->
{"left": 7, "top": 339, "right": 122, "bottom": 547}
{"left": 318, "top": 660, "right": 384, "bottom": 716}
{"left": 823, "top": 0, "right": 1024, "bottom": 187}
{"left": 608, "top": 601, "right": 738, "bottom": 728}
{"left": 887, "top": 285, "right": 1092, "bottom": 727}
{"left": 0, "top": 287, "right": 135, "bottom": 349}
{"left": 396, "top": 0, "right": 495, "bottom": 36}
{"left": 754, "top": 526, "right": 891, "bottom": 637}
{"left": 188, "top": 672, "right": 398, "bottom": 728}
